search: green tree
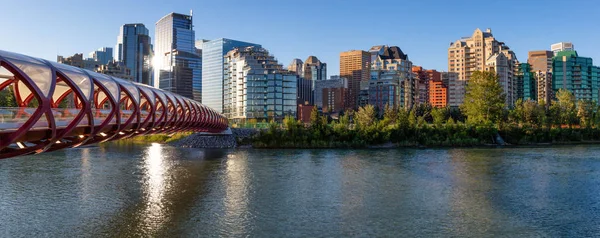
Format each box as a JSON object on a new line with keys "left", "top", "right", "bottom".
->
{"left": 550, "top": 89, "right": 577, "bottom": 127}
{"left": 460, "top": 71, "right": 506, "bottom": 125}
{"left": 355, "top": 105, "right": 376, "bottom": 129}
{"left": 431, "top": 107, "right": 446, "bottom": 127}
{"left": 382, "top": 104, "right": 398, "bottom": 126}
{"left": 577, "top": 100, "right": 595, "bottom": 128}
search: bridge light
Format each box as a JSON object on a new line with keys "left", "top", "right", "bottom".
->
{"left": 79, "top": 135, "right": 85, "bottom": 138}
{"left": 99, "top": 133, "right": 107, "bottom": 137}
{"left": 16, "top": 142, "right": 26, "bottom": 149}
{"left": 55, "top": 141, "right": 61, "bottom": 144}
{"left": 118, "top": 132, "right": 125, "bottom": 135}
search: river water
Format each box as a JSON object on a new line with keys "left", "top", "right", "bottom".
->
{"left": 1, "top": 143, "right": 600, "bottom": 237}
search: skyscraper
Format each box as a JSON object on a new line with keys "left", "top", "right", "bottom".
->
{"left": 154, "top": 12, "right": 201, "bottom": 101}
{"left": 116, "top": 24, "right": 153, "bottom": 85}
{"left": 202, "top": 38, "right": 261, "bottom": 113}
{"left": 303, "top": 56, "right": 327, "bottom": 81}
{"left": 340, "top": 50, "right": 370, "bottom": 109}
{"left": 287, "top": 59, "right": 304, "bottom": 76}
{"left": 89, "top": 47, "right": 113, "bottom": 65}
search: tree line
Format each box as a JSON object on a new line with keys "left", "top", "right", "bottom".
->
{"left": 249, "top": 71, "right": 600, "bottom": 148}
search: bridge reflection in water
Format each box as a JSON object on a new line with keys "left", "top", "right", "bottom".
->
{"left": 0, "top": 50, "right": 228, "bottom": 159}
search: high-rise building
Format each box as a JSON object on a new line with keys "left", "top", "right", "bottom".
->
{"left": 154, "top": 12, "right": 201, "bottom": 101}
{"left": 443, "top": 72, "right": 462, "bottom": 107}
{"left": 528, "top": 50, "right": 553, "bottom": 103}
{"left": 369, "top": 45, "right": 413, "bottom": 109}
{"left": 287, "top": 58, "right": 304, "bottom": 76}
{"left": 314, "top": 76, "right": 348, "bottom": 110}
{"left": 303, "top": 56, "right": 327, "bottom": 81}
{"left": 515, "top": 63, "right": 535, "bottom": 101}
{"left": 89, "top": 47, "right": 113, "bottom": 65}
{"left": 297, "top": 77, "right": 313, "bottom": 106}
{"left": 202, "top": 38, "right": 261, "bottom": 113}
{"left": 551, "top": 42, "right": 574, "bottom": 56}
{"left": 449, "top": 28, "right": 518, "bottom": 106}
{"left": 223, "top": 46, "right": 297, "bottom": 122}
{"left": 340, "top": 50, "right": 370, "bottom": 109}
{"left": 429, "top": 79, "right": 447, "bottom": 108}
{"left": 552, "top": 51, "right": 600, "bottom": 102}
{"left": 116, "top": 24, "right": 153, "bottom": 85}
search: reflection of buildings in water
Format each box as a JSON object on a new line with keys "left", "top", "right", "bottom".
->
{"left": 222, "top": 152, "right": 251, "bottom": 235}
{"left": 78, "top": 148, "right": 92, "bottom": 201}
{"left": 448, "top": 150, "right": 496, "bottom": 235}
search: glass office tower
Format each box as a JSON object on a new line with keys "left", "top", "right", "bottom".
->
{"left": 202, "top": 38, "right": 261, "bottom": 113}
{"left": 116, "top": 24, "right": 153, "bottom": 85}
{"left": 154, "top": 12, "right": 201, "bottom": 101}
{"left": 89, "top": 47, "right": 113, "bottom": 65}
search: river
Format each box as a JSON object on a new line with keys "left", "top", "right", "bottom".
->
{"left": 1, "top": 143, "right": 600, "bottom": 237}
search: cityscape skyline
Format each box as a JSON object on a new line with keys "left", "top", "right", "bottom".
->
{"left": 1, "top": 0, "right": 598, "bottom": 77}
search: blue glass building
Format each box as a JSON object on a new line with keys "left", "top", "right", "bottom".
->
{"left": 89, "top": 47, "right": 113, "bottom": 65}
{"left": 154, "top": 12, "right": 201, "bottom": 101}
{"left": 116, "top": 24, "right": 153, "bottom": 86}
{"left": 202, "top": 38, "right": 261, "bottom": 113}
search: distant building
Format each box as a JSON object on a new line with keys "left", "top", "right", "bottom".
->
{"left": 297, "top": 77, "right": 313, "bottom": 106}
{"left": 340, "top": 50, "right": 370, "bottom": 109}
{"left": 297, "top": 104, "right": 315, "bottom": 123}
{"left": 303, "top": 56, "right": 327, "bottom": 81}
{"left": 314, "top": 76, "right": 347, "bottom": 110}
{"left": 202, "top": 38, "right": 261, "bottom": 113}
{"left": 116, "top": 24, "right": 153, "bottom": 85}
{"left": 154, "top": 13, "right": 201, "bottom": 101}
{"left": 96, "top": 60, "right": 133, "bottom": 81}
{"left": 429, "top": 79, "right": 447, "bottom": 108}
{"left": 528, "top": 50, "right": 553, "bottom": 103}
{"left": 287, "top": 58, "right": 304, "bottom": 76}
{"left": 322, "top": 87, "right": 347, "bottom": 114}
{"left": 89, "top": 47, "right": 113, "bottom": 65}
{"left": 551, "top": 42, "right": 574, "bottom": 56}
{"left": 515, "top": 63, "right": 535, "bottom": 101}
{"left": 552, "top": 51, "right": 600, "bottom": 102}
{"left": 449, "top": 28, "right": 518, "bottom": 106}
{"left": 443, "top": 72, "right": 462, "bottom": 107}
{"left": 369, "top": 45, "right": 413, "bottom": 109}
{"left": 223, "top": 46, "right": 297, "bottom": 122}
{"left": 57, "top": 53, "right": 100, "bottom": 71}
{"left": 411, "top": 66, "right": 439, "bottom": 106}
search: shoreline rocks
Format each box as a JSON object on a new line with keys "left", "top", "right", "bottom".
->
{"left": 170, "top": 128, "right": 258, "bottom": 149}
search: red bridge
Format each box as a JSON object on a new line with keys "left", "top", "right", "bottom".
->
{"left": 0, "top": 50, "right": 228, "bottom": 159}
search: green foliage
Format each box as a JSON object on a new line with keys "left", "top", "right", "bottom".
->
{"left": 0, "top": 85, "right": 17, "bottom": 107}
{"left": 461, "top": 71, "right": 506, "bottom": 125}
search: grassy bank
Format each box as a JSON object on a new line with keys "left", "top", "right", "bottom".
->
{"left": 118, "top": 132, "right": 193, "bottom": 144}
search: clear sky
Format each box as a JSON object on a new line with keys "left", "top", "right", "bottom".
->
{"left": 1, "top": 0, "right": 599, "bottom": 76}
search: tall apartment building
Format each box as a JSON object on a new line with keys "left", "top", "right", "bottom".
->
{"left": 528, "top": 50, "right": 553, "bottom": 103}
{"left": 515, "top": 63, "right": 535, "bottom": 101}
{"left": 223, "top": 46, "right": 297, "bottom": 122}
{"left": 154, "top": 12, "right": 201, "bottom": 101}
{"left": 89, "top": 47, "right": 113, "bottom": 65}
{"left": 340, "top": 50, "right": 370, "bottom": 109}
{"left": 202, "top": 38, "right": 261, "bottom": 113}
{"left": 297, "top": 77, "right": 313, "bottom": 106}
{"left": 369, "top": 45, "right": 413, "bottom": 109}
{"left": 314, "top": 76, "right": 348, "bottom": 110}
{"left": 429, "top": 79, "right": 447, "bottom": 108}
{"left": 448, "top": 28, "right": 518, "bottom": 106}
{"left": 551, "top": 42, "right": 574, "bottom": 56}
{"left": 443, "top": 72, "right": 462, "bottom": 107}
{"left": 412, "top": 66, "right": 429, "bottom": 105}
{"left": 552, "top": 51, "right": 600, "bottom": 102}
{"left": 116, "top": 24, "right": 153, "bottom": 85}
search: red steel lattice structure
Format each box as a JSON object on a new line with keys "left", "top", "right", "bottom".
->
{"left": 0, "top": 50, "right": 228, "bottom": 159}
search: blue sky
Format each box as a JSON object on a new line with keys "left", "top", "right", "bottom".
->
{"left": 1, "top": 0, "right": 598, "bottom": 76}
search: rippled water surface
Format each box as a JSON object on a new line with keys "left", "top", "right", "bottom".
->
{"left": 1, "top": 143, "right": 600, "bottom": 237}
